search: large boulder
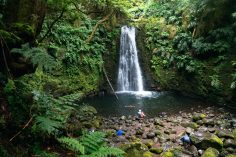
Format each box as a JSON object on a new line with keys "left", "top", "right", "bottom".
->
{"left": 191, "top": 132, "right": 223, "bottom": 150}
{"left": 201, "top": 147, "right": 219, "bottom": 157}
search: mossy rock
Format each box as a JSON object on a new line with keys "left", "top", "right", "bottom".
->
{"left": 161, "top": 151, "right": 174, "bottom": 157}
{"left": 144, "top": 140, "right": 154, "bottom": 149}
{"left": 191, "top": 133, "right": 223, "bottom": 151}
{"left": 143, "top": 151, "right": 154, "bottom": 157}
{"left": 193, "top": 113, "right": 206, "bottom": 122}
{"left": 216, "top": 130, "right": 234, "bottom": 139}
{"left": 150, "top": 147, "right": 163, "bottom": 154}
{"left": 189, "top": 122, "right": 200, "bottom": 130}
{"left": 226, "top": 155, "right": 236, "bottom": 157}
{"left": 201, "top": 147, "right": 219, "bottom": 157}
{"left": 201, "top": 134, "right": 223, "bottom": 150}
{"left": 120, "top": 142, "right": 149, "bottom": 157}
{"left": 233, "top": 129, "right": 236, "bottom": 140}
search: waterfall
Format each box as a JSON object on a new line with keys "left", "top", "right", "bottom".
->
{"left": 117, "top": 26, "right": 144, "bottom": 92}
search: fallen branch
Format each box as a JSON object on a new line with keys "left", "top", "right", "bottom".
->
{"left": 86, "top": 11, "right": 113, "bottom": 43}
{"left": 9, "top": 117, "right": 33, "bottom": 142}
{"left": 103, "top": 66, "right": 118, "bottom": 100}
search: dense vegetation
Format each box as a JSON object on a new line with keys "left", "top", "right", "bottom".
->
{"left": 0, "top": 0, "right": 236, "bottom": 156}
{"left": 138, "top": 0, "right": 236, "bottom": 104}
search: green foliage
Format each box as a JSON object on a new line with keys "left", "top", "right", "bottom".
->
{"left": 3, "top": 79, "right": 16, "bottom": 94}
{"left": 175, "top": 55, "right": 199, "bottom": 73}
{"left": 32, "top": 143, "right": 59, "bottom": 157}
{"left": 209, "top": 75, "right": 221, "bottom": 89}
{"left": 80, "top": 131, "right": 106, "bottom": 154}
{"left": 58, "top": 137, "right": 85, "bottom": 154}
{"left": 33, "top": 116, "right": 63, "bottom": 135}
{"left": 30, "top": 91, "right": 76, "bottom": 136}
{"left": 173, "top": 32, "right": 192, "bottom": 53}
{"left": 58, "top": 131, "right": 125, "bottom": 157}
{"left": 0, "top": 145, "right": 11, "bottom": 157}
{"left": 11, "top": 43, "right": 57, "bottom": 71}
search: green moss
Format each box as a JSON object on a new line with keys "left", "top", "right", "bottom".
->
{"left": 150, "top": 147, "right": 163, "bottom": 154}
{"left": 143, "top": 151, "right": 154, "bottom": 157}
{"left": 233, "top": 129, "right": 236, "bottom": 140}
{"left": 189, "top": 122, "right": 199, "bottom": 130}
{"left": 201, "top": 134, "right": 223, "bottom": 151}
{"left": 144, "top": 140, "right": 154, "bottom": 149}
{"left": 201, "top": 147, "right": 219, "bottom": 157}
{"left": 193, "top": 113, "right": 206, "bottom": 121}
{"left": 161, "top": 151, "right": 174, "bottom": 157}
{"left": 226, "top": 155, "right": 236, "bottom": 157}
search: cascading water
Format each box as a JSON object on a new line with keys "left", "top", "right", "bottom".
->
{"left": 117, "top": 26, "right": 144, "bottom": 92}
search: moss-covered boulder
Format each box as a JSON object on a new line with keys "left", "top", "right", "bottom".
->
{"left": 143, "top": 151, "right": 154, "bottom": 157}
{"left": 191, "top": 132, "right": 223, "bottom": 150}
{"left": 233, "top": 129, "right": 236, "bottom": 140}
{"left": 192, "top": 113, "right": 206, "bottom": 122}
{"left": 217, "top": 130, "right": 234, "bottom": 139}
{"left": 181, "top": 122, "right": 199, "bottom": 130}
{"left": 143, "top": 140, "right": 154, "bottom": 149}
{"left": 120, "top": 142, "right": 149, "bottom": 157}
{"left": 150, "top": 147, "right": 163, "bottom": 154}
{"left": 201, "top": 147, "right": 219, "bottom": 157}
{"left": 161, "top": 151, "right": 174, "bottom": 157}
{"left": 226, "top": 155, "right": 236, "bottom": 157}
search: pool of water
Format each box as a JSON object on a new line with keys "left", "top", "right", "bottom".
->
{"left": 81, "top": 91, "right": 212, "bottom": 117}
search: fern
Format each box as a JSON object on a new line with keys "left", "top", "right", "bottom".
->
{"left": 33, "top": 116, "right": 63, "bottom": 135}
{"left": 11, "top": 43, "right": 57, "bottom": 71}
{"left": 58, "top": 137, "right": 85, "bottom": 154}
{"left": 80, "top": 131, "right": 106, "bottom": 154}
{"left": 58, "top": 132, "right": 125, "bottom": 157}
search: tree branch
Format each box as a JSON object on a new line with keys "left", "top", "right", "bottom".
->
{"left": 103, "top": 66, "right": 118, "bottom": 100}
{"left": 9, "top": 117, "right": 33, "bottom": 142}
{"left": 86, "top": 11, "right": 113, "bottom": 43}
{"left": 38, "top": 8, "right": 66, "bottom": 43}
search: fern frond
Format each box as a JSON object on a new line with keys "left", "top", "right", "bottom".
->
{"left": 80, "top": 131, "right": 106, "bottom": 154}
{"left": 58, "top": 137, "right": 85, "bottom": 154}
{"left": 34, "top": 116, "right": 63, "bottom": 135}
{"left": 11, "top": 43, "right": 57, "bottom": 71}
{"left": 79, "top": 147, "right": 125, "bottom": 157}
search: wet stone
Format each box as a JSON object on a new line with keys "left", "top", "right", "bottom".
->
{"left": 147, "top": 132, "right": 156, "bottom": 139}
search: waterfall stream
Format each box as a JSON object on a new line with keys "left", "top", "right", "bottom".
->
{"left": 117, "top": 26, "right": 144, "bottom": 92}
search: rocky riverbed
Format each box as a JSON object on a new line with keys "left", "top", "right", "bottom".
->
{"left": 98, "top": 106, "right": 236, "bottom": 157}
